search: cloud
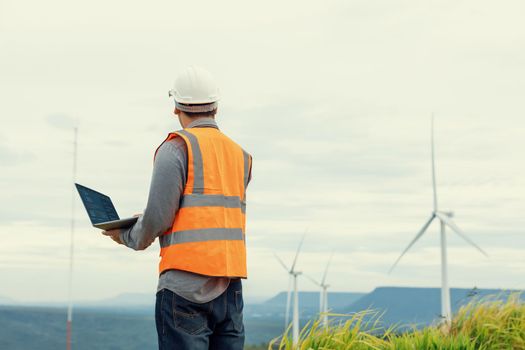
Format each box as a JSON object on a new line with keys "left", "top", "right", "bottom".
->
{"left": 0, "top": 0, "right": 524, "bottom": 302}
{"left": 0, "top": 142, "right": 34, "bottom": 166}
{"left": 46, "top": 114, "right": 78, "bottom": 130}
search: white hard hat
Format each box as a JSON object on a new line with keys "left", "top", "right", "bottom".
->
{"left": 169, "top": 66, "right": 220, "bottom": 113}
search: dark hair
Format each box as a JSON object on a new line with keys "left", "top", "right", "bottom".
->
{"left": 178, "top": 103, "right": 218, "bottom": 118}
{"left": 184, "top": 108, "right": 218, "bottom": 118}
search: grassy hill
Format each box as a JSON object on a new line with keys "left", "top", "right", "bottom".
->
{"left": 272, "top": 293, "right": 525, "bottom": 349}
{"left": 343, "top": 287, "right": 522, "bottom": 328}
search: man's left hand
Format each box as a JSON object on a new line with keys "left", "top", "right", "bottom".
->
{"left": 102, "top": 229, "right": 123, "bottom": 245}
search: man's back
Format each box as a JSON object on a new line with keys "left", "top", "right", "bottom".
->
{"left": 157, "top": 123, "right": 251, "bottom": 278}
{"left": 103, "top": 66, "right": 251, "bottom": 350}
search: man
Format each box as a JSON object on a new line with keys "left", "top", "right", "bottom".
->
{"left": 102, "top": 66, "right": 252, "bottom": 350}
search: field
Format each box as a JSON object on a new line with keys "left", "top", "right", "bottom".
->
{"left": 273, "top": 294, "right": 525, "bottom": 350}
{"left": 0, "top": 291, "right": 522, "bottom": 349}
{"left": 0, "top": 305, "right": 281, "bottom": 349}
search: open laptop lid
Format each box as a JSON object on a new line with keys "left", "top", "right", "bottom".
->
{"left": 75, "top": 183, "right": 120, "bottom": 225}
{"left": 75, "top": 183, "right": 138, "bottom": 230}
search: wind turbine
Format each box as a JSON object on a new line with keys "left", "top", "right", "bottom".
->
{"left": 389, "top": 116, "right": 488, "bottom": 323}
{"left": 305, "top": 252, "right": 334, "bottom": 328}
{"left": 274, "top": 235, "right": 305, "bottom": 346}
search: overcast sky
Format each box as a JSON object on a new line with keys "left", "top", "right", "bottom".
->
{"left": 1, "top": 0, "right": 524, "bottom": 303}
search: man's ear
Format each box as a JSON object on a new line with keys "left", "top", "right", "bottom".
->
{"left": 175, "top": 110, "right": 186, "bottom": 128}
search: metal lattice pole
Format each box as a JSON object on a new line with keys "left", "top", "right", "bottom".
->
{"left": 66, "top": 127, "right": 78, "bottom": 350}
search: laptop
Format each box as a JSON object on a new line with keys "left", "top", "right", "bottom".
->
{"left": 75, "top": 183, "right": 138, "bottom": 230}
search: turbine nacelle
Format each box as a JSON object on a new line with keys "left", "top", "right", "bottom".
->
{"left": 437, "top": 210, "right": 454, "bottom": 218}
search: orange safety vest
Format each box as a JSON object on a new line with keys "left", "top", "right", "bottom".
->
{"left": 155, "top": 127, "right": 252, "bottom": 278}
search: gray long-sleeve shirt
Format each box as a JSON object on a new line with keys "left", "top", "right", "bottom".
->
{"left": 119, "top": 118, "right": 232, "bottom": 303}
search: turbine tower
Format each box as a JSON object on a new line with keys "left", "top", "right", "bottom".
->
{"left": 305, "top": 252, "right": 334, "bottom": 328}
{"left": 274, "top": 234, "right": 305, "bottom": 346}
{"left": 389, "top": 116, "right": 488, "bottom": 322}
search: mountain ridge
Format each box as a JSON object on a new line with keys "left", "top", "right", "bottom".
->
{"left": 342, "top": 286, "right": 523, "bottom": 327}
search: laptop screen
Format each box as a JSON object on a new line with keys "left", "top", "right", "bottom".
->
{"left": 75, "top": 184, "right": 120, "bottom": 224}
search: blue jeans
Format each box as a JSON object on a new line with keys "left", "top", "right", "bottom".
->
{"left": 155, "top": 279, "right": 245, "bottom": 350}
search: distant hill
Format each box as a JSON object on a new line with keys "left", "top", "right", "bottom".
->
{"left": 0, "top": 295, "right": 15, "bottom": 305}
{"left": 79, "top": 293, "right": 154, "bottom": 308}
{"left": 261, "top": 292, "right": 366, "bottom": 310}
{"left": 343, "top": 287, "right": 523, "bottom": 328}
{"left": 245, "top": 291, "right": 366, "bottom": 320}
{"left": 264, "top": 291, "right": 366, "bottom": 310}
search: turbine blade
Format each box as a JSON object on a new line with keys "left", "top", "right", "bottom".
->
{"left": 285, "top": 275, "right": 292, "bottom": 328}
{"left": 389, "top": 215, "right": 435, "bottom": 274}
{"left": 321, "top": 251, "right": 335, "bottom": 285}
{"left": 303, "top": 273, "right": 321, "bottom": 286}
{"left": 431, "top": 114, "right": 438, "bottom": 211}
{"left": 290, "top": 232, "right": 306, "bottom": 272}
{"left": 274, "top": 253, "right": 290, "bottom": 272}
{"left": 435, "top": 212, "right": 489, "bottom": 257}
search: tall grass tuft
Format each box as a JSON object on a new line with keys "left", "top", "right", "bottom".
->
{"left": 269, "top": 293, "right": 524, "bottom": 350}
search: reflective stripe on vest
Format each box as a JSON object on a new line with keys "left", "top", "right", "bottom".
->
{"left": 177, "top": 130, "right": 205, "bottom": 194}
{"left": 180, "top": 194, "right": 246, "bottom": 213}
{"left": 159, "top": 228, "right": 244, "bottom": 247}
{"left": 156, "top": 127, "right": 251, "bottom": 278}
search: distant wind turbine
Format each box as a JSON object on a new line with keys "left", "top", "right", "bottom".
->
{"left": 389, "top": 116, "right": 488, "bottom": 323}
{"left": 305, "top": 251, "right": 334, "bottom": 328}
{"left": 274, "top": 234, "right": 306, "bottom": 346}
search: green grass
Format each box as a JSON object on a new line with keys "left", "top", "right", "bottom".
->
{"left": 270, "top": 293, "right": 525, "bottom": 350}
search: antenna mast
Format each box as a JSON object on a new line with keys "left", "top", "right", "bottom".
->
{"left": 431, "top": 113, "right": 438, "bottom": 211}
{"left": 67, "top": 127, "right": 78, "bottom": 350}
